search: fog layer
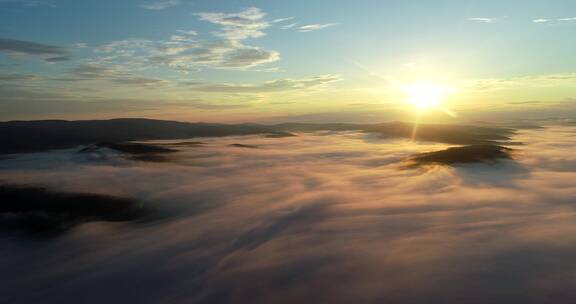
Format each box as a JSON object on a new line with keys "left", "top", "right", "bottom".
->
{"left": 1, "top": 127, "right": 576, "bottom": 304}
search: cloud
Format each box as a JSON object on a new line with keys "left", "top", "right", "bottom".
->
{"left": 3, "top": 126, "right": 576, "bottom": 303}
{"left": 0, "top": 70, "right": 248, "bottom": 117}
{"left": 218, "top": 46, "right": 279, "bottom": 68}
{"left": 69, "top": 64, "right": 118, "bottom": 78}
{"left": 0, "top": 0, "right": 54, "bottom": 7}
{"left": 0, "top": 38, "right": 70, "bottom": 62}
{"left": 507, "top": 100, "right": 546, "bottom": 105}
{"left": 0, "top": 73, "right": 36, "bottom": 82}
{"left": 65, "top": 64, "right": 165, "bottom": 86}
{"left": 467, "top": 73, "right": 576, "bottom": 91}
{"left": 183, "top": 74, "right": 341, "bottom": 93}
{"left": 298, "top": 23, "right": 337, "bottom": 32}
{"left": 0, "top": 91, "right": 238, "bottom": 117}
{"left": 533, "top": 17, "right": 576, "bottom": 24}
{"left": 96, "top": 38, "right": 155, "bottom": 55}
{"left": 182, "top": 102, "right": 251, "bottom": 110}
{"left": 0, "top": 88, "right": 69, "bottom": 102}
{"left": 196, "top": 7, "right": 269, "bottom": 40}
{"left": 143, "top": 40, "right": 280, "bottom": 71}
{"left": 44, "top": 56, "right": 70, "bottom": 62}
{"left": 139, "top": 0, "right": 180, "bottom": 10}
{"left": 280, "top": 23, "right": 298, "bottom": 30}
{"left": 272, "top": 17, "right": 295, "bottom": 23}
{"left": 467, "top": 17, "right": 497, "bottom": 23}
{"left": 90, "top": 8, "right": 280, "bottom": 71}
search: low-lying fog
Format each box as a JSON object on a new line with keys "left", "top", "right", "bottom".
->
{"left": 2, "top": 126, "right": 576, "bottom": 304}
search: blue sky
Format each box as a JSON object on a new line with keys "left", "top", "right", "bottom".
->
{"left": 1, "top": 0, "right": 576, "bottom": 122}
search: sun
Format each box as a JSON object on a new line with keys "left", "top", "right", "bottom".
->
{"left": 400, "top": 82, "right": 455, "bottom": 111}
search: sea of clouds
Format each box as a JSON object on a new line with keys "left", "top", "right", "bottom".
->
{"left": 2, "top": 126, "right": 576, "bottom": 304}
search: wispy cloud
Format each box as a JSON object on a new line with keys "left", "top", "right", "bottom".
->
{"left": 533, "top": 17, "right": 576, "bottom": 24}
{"left": 0, "top": 0, "right": 55, "bottom": 7}
{"left": 298, "top": 23, "right": 338, "bottom": 32}
{"left": 272, "top": 17, "right": 295, "bottom": 23}
{"left": 182, "top": 74, "right": 341, "bottom": 93}
{"left": 467, "top": 73, "right": 576, "bottom": 91}
{"left": 0, "top": 38, "right": 70, "bottom": 62}
{"left": 281, "top": 23, "right": 298, "bottom": 30}
{"left": 139, "top": 0, "right": 180, "bottom": 10}
{"left": 0, "top": 73, "right": 36, "bottom": 82}
{"left": 467, "top": 17, "right": 496, "bottom": 23}
{"left": 61, "top": 64, "right": 166, "bottom": 86}
{"left": 533, "top": 18, "right": 549, "bottom": 23}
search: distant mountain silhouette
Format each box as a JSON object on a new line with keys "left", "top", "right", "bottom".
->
{"left": 0, "top": 118, "right": 514, "bottom": 155}
{"left": 0, "top": 118, "right": 279, "bottom": 154}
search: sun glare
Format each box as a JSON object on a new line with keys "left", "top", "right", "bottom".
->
{"left": 401, "top": 82, "right": 455, "bottom": 111}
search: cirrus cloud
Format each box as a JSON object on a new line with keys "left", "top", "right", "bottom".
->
{"left": 139, "top": 0, "right": 180, "bottom": 10}
{"left": 533, "top": 17, "right": 576, "bottom": 24}
{"left": 298, "top": 23, "right": 338, "bottom": 32}
{"left": 182, "top": 74, "right": 341, "bottom": 93}
{"left": 467, "top": 17, "right": 497, "bottom": 23}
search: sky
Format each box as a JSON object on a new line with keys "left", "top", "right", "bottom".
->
{"left": 1, "top": 0, "right": 576, "bottom": 122}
